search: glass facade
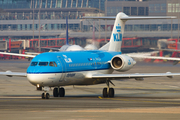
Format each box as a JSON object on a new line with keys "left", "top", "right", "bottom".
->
{"left": 0, "top": 0, "right": 106, "bottom": 10}
{"left": 149, "top": 3, "right": 167, "bottom": 13}
{"left": 107, "top": 6, "right": 148, "bottom": 16}
{"left": 1, "top": 0, "right": 180, "bottom": 41}
{"left": 0, "top": 22, "right": 178, "bottom": 32}
{"left": 167, "top": 3, "right": 180, "bottom": 13}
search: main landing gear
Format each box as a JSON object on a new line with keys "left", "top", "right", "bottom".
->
{"left": 53, "top": 87, "right": 65, "bottom": 97}
{"left": 102, "top": 80, "right": 115, "bottom": 98}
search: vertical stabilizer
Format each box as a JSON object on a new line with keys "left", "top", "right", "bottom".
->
{"left": 108, "top": 12, "right": 128, "bottom": 52}
{"left": 82, "top": 12, "right": 176, "bottom": 52}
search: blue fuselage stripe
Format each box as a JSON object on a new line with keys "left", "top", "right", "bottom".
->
{"left": 27, "top": 50, "right": 121, "bottom": 74}
{"left": 27, "top": 68, "right": 110, "bottom": 74}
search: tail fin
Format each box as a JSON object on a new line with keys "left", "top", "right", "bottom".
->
{"left": 82, "top": 12, "right": 176, "bottom": 52}
{"left": 109, "top": 13, "right": 128, "bottom": 52}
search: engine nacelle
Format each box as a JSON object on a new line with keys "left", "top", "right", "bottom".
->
{"left": 110, "top": 55, "right": 136, "bottom": 72}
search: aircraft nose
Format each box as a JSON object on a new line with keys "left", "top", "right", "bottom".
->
{"left": 27, "top": 74, "right": 42, "bottom": 86}
{"left": 133, "top": 60, "right": 136, "bottom": 65}
{"left": 27, "top": 73, "right": 61, "bottom": 87}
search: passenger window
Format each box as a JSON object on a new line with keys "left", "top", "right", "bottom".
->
{"left": 39, "top": 62, "right": 48, "bottom": 66}
{"left": 31, "top": 62, "right": 38, "bottom": 66}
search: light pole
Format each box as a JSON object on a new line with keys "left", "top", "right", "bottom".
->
{"left": 33, "top": 0, "right": 34, "bottom": 39}
{"left": 99, "top": 0, "right": 101, "bottom": 39}
{"left": 38, "top": 0, "right": 41, "bottom": 52}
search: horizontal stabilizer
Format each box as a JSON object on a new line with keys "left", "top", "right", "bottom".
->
{"left": 120, "top": 16, "right": 176, "bottom": 20}
{"left": 82, "top": 15, "right": 176, "bottom": 20}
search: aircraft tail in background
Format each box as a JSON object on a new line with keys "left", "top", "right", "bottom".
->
{"left": 82, "top": 12, "right": 176, "bottom": 52}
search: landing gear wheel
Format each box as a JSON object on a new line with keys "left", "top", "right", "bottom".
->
{"left": 103, "top": 88, "right": 108, "bottom": 97}
{"left": 59, "top": 88, "right": 65, "bottom": 97}
{"left": 46, "top": 93, "right": 50, "bottom": 99}
{"left": 41, "top": 93, "right": 45, "bottom": 99}
{"left": 109, "top": 88, "right": 114, "bottom": 98}
{"left": 53, "top": 88, "right": 58, "bottom": 97}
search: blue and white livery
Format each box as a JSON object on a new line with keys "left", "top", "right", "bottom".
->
{"left": 1, "top": 12, "right": 180, "bottom": 99}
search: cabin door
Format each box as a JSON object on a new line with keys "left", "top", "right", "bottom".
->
{"left": 57, "top": 56, "right": 66, "bottom": 82}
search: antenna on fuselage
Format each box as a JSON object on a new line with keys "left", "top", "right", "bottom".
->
{"left": 66, "top": 16, "right": 69, "bottom": 45}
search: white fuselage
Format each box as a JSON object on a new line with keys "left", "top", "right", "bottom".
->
{"left": 27, "top": 69, "right": 114, "bottom": 87}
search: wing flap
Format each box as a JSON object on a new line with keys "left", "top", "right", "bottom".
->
{"left": 91, "top": 72, "right": 180, "bottom": 79}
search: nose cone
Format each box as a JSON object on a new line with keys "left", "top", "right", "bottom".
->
{"left": 133, "top": 60, "right": 136, "bottom": 65}
{"left": 26, "top": 66, "right": 58, "bottom": 86}
{"left": 27, "top": 73, "right": 61, "bottom": 87}
{"left": 27, "top": 74, "right": 42, "bottom": 86}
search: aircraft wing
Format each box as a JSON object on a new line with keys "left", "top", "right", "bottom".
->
{"left": 91, "top": 72, "right": 180, "bottom": 80}
{"left": 25, "top": 52, "right": 40, "bottom": 55}
{"left": 0, "top": 71, "right": 27, "bottom": 77}
{"left": 151, "top": 48, "right": 180, "bottom": 52}
{"left": 127, "top": 54, "right": 180, "bottom": 61}
{"left": 41, "top": 47, "right": 60, "bottom": 51}
{"left": 0, "top": 52, "right": 35, "bottom": 58}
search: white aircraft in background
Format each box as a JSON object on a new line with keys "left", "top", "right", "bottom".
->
{"left": 1, "top": 12, "right": 180, "bottom": 99}
{"left": 40, "top": 17, "right": 97, "bottom": 52}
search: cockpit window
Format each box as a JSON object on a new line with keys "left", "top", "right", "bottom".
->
{"left": 49, "top": 62, "right": 54, "bottom": 67}
{"left": 49, "top": 61, "right": 57, "bottom": 67}
{"left": 31, "top": 62, "right": 38, "bottom": 66}
{"left": 53, "top": 62, "right": 57, "bottom": 67}
{"left": 39, "top": 62, "right": 48, "bottom": 66}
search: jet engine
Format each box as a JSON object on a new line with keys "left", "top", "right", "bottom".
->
{"left": 110, "top": 55, "right": 136, "bottom": 72}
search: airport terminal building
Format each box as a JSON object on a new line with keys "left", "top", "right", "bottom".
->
{"left": 0, "top": 0, "right": 180, "bottom": 51}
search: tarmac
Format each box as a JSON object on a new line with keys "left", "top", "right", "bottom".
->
{"left": 1, "top": 60, "right": 180, "bottom": 120}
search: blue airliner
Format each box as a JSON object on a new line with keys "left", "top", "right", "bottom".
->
{"left": 1, "top": 12, "right": 180, "bottom": 99}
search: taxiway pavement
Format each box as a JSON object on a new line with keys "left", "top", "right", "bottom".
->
{"left": 0, "top": 60, "right": 180, "bottom": 120}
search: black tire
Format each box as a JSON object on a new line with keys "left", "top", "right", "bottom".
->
{"left": 59, "top": 88, "right": 65, "bottom": 97}
{"left": 109, "top": 88, "right": 114, "bottom": 98}
{"left": 53, "top": 88, "right": 58, "bottom": 97}
{"left": 42, "top": 93, "right": 45, "bottom": 99}
{"left": 46, "top": 93, "right": 50, "bottom": 99}
{"left": 103, "top": 88, "right": 108, "bottom": 97}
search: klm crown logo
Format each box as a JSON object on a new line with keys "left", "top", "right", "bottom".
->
{"left": 116, "top": 24, "right": 121, "bottom": 32}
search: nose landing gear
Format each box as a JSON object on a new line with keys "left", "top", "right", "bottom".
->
{"left": 41, "top": 86, "right": 50, "bottom": 99}
{"left": 42, "top": 92, "right": 50, "bottom": 99}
